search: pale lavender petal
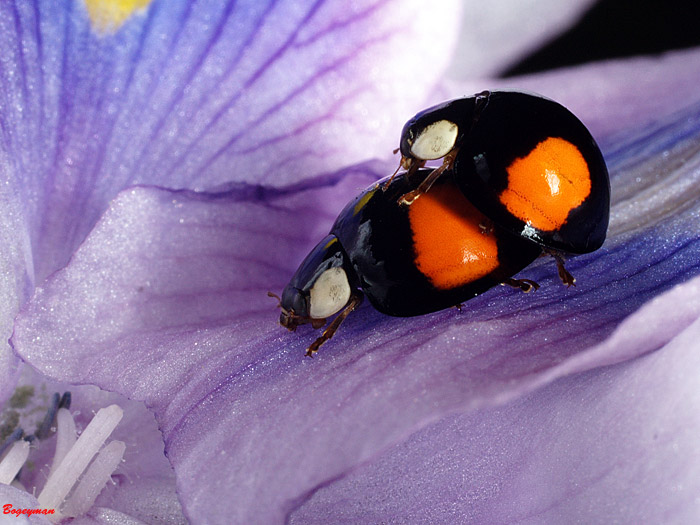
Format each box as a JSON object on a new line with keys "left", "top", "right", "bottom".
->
{"left": 0, "top": 177, "right": 34, "bottom": 404}
{"left": 290, "top": 302, "right": 700, "bottom": 523}
{"left": 69, "top": 508, "right": 148, "bottom": 525}
{"left": 0, "top": 347, "right": 21, "bottom": 407}
{"left": 447, "top": 0, "right": 599, "bottom": 78}
{"left": 0, "top": 0, "right": 460, "bottom": 278}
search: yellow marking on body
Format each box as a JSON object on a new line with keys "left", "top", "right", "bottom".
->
{"left": 353, "top": 188, "right": 377, "bottom": 216}
{"left": 85, "top": 0, "right": 151, "bottom": 33}
{"left": 323, "top": 237, "right": 337, "bottom": 250}
{"left": 409, "top": 184, "right": 499, "bottom": 290}
{"left": 499, "top": 137, "right": 591, "bottom": 231}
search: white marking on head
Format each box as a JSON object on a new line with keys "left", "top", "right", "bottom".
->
{"left": 309, "top": 267, "right": 351, "bottom": 319}
{"left": 410, "top": 120, "right": 458, "bottom": 160}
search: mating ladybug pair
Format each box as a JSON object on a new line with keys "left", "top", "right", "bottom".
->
{"left": 271, "top": 90, "right": 610, "bottom": 356}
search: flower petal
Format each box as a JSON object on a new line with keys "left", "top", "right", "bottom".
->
{"left": 290, "top": 307, "right": 700, "bottom": 522}
{"left": 0, "top": 348, "right": 20, "bottom": 407}
{"left": 0, "top": 0, "right": 460, "bottom": 278}
{"left": 0, "top": 178, "right": 34, "bottom": 404}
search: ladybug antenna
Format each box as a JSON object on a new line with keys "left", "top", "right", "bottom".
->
{"left": 382, "top": 161, "right": 403, "bottom": 191}
{"left": 267, "top": 291, "right": 292, "bottom": 317}
{"left": 267, "top": 291, "right": 282, "bottom": 309}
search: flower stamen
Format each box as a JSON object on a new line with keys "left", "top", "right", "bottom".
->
{"left": 0, "top": 439, "right": 30, "bottom": 484}
{"left": 38, "top": 404, "right": 124, "bottom": 513}
{"left": 48, "top": 407, "right": 77, "bottom": 478}
{"left": 62, "top": 439, "right": 127, "bottom": 517}
{"left": 0, "top": 427, "right": 23, "bottom": 457}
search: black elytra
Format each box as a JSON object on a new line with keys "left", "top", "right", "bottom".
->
{"left": 332, "top": 170, "right": 543, "bottom": 315}
{"left": 399, "top": 90, "right": 610, "bottom": 254}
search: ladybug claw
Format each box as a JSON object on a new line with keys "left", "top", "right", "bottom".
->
{"left": 398, "top": 190, "right": 419, "bottom": 206}
{"left": 547, "top": 250, "right": 576, "bottom": 287}
{"left": 502, "top": 278, "right": 540, "bottom": 293}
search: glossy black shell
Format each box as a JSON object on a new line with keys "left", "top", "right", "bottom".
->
{"left": 448, "top": 91, "right": 610, "bottom": 253}
{"left": 330, "top": 170, "right": 542, "bottom": 316}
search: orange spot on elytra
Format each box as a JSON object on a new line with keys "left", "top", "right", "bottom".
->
{"left": 500, "top": 137, "right": 591, "bottom": 231}
{"left": 409, "top": 184, "right": 499, "bottom": 290}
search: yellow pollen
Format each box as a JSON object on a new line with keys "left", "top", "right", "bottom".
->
{"left": 85, "top": 0, "right": 152, "bottom": 33}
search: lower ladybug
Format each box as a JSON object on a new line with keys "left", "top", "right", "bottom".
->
{"left": 396, "top": 90, "right": 610, "bottom": 256}
{"left": 272, "top": 169, "right": 543, "bottom": 356}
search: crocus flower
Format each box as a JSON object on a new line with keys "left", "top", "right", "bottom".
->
{"left": 3, "top": 1, "right": 700, "bottom": 523}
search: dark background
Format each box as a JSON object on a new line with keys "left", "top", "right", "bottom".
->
{"left": 503, "top": 0, "right": 700, "bottom": 76}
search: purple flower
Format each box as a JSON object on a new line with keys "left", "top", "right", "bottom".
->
{"left": 3, "top": 1, "right": 700, "bottom": 523}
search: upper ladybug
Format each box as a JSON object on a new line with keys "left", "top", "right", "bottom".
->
{"left": 398, "top": 90, "right": 610, "bottom": 254}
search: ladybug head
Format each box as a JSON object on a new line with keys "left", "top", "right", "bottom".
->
{"left": 273, "top": 235, "right": 356, "bottom": 331}
{"left": 399, "top": 101, "right": 460, "bottom": 171}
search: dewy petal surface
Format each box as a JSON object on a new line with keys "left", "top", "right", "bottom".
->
{"left": 0, "top": 150, "right": 34, "bottom": 405}
{"left": 12, "top": 46, "right": 700, "bottom": 521}
{"left": 0, "top": 0, "right": 460, "bottom": 279}
{"left": 290, "top": 306, "right": 700, "bottom": 523}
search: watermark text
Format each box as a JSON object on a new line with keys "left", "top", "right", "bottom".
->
{"left": 3, "top": 504, "right": 56, "bottom": 517}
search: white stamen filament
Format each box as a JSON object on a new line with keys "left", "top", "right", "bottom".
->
{"left": 49, "top": 407, "right": 77, "bottom": 478}
{"left": 38, "top": 404, "right": 123, "bottom": 511}
{"left": 62, "top": 439, "right": 126, "bottom": 517}
{"left": 0, "top": 440, "right": 30, "bottom": 484}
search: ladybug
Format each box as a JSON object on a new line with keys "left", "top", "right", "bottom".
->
{"left": 271, "top": 169, "right": 543, "bottom": 356}
{"left": 396, "top": 90, "right": 610, "bottom": 256}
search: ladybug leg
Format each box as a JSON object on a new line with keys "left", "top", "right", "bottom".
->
{"left": 397, "top": 148, "right": 459, "bottom": 206}
{"left": 382, "top": 148, "right": 409, "bottom": 191}
{"left": 502, "top": 278, "right": 540, "bottom": 293}
{"left": 547, "top": 250, "right": 576, "bottom": 287}
{"left": 305, "top": 292, "right": 364, "bottom": 357}
{"left": 383, "top": 149, "right": 427, "bottom": 191}
{"left": 382, "top": 161, "right": 403, "bottom": 191}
